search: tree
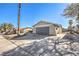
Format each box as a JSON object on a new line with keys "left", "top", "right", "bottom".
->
{"left": 0, "top": 23, "right": 14, "bottom": 32}
{"left": 63, "top": 3, "right": 79, "bottom": 34}
{"left": 63, "top": 3, "right": 79, "bottom": 23}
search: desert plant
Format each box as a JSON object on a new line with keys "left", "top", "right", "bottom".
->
{"left": 0, "top": 23, "right": 14, "bottom": 32}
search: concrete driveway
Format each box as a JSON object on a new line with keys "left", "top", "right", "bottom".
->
{"left": 0, "top": 33, "right": 66, "bottom": 56}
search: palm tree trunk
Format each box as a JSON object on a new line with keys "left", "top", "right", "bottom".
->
{"left": 18, "top": 3, "right": 21, "bottom": 35}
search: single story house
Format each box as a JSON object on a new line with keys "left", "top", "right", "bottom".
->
{"left": 16, "top": 27, "right": 32, "bottom": 33}
{"left": 25, "top": 27, "right": 32, "bottom": 33}
{"left": 16, "top": 28, "right": 25, "bottom": 33}
{"left": 33, "top": 21, "right": 62, "bottom": 36}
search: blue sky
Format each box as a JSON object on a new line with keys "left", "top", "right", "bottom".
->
{"left": 0, "top": 3, "right": 68, "bottom": 28}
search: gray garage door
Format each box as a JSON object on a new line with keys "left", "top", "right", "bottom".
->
{"left": 36, "top": 27, "right": 49, "bottom": 35}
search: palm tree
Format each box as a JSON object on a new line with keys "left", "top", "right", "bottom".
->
{"left": 0, "top": 23, "right": 14, "bottom": 32}
{"left": 8, "top": 23, "right": 14, "bottom": 30}
{"left": 2, "top": 23, "right": 7, "bottom": 32}
{"left": 17, "top": 3, "right": 21, "bottom": 35}
{"left": 63, "top": 3, "right": 79, "bottom": 22}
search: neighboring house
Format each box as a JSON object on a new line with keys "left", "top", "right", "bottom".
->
{"left": 16, "top": 27, "right": 32, "bottom": 33}
{"left": 16, "top": 28, "right": 24, "bottom": 33}
{"left": 33, "top": 21, "right": 62, "bottom": 36}
{"left": 25, "top": 27, "right": 32, "bottom": 33}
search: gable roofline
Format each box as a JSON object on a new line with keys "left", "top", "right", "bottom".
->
{"left": 33, "top": 20, "right": 62, "bottom": 27}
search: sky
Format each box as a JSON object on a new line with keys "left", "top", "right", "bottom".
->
{"left": 0, "top": 3, "right": 68, "bottom": 28}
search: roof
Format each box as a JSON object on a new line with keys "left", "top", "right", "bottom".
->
{"left": 33, "top": 20, "right": 62, "bottom": 27}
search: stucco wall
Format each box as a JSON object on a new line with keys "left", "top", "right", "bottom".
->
{"left": 59, "top": 26, "right": 62, "bottom": 33}
{"left": 49, "top": 25, "right": 56, "bottom": 35}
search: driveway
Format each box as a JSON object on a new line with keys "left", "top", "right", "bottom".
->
{"left": 2, "top": 33, "right": 79, "bottom": 56}
{"left": 0, "top": 33, "right": 67, "bottom": 56}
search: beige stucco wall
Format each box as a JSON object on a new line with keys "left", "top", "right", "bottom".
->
{"left": 59, "top": 26, "right": 62, "bottom": 33}
{"left": 49, "top": 25, "right": 56, "bottom": 35}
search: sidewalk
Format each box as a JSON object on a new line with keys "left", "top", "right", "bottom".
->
{"left": 0, "top": 35, "right": 17, "bottom": 54}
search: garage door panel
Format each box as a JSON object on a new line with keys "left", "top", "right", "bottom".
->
{"left": 36, "top": 27, "right": 49, "bottom": 35}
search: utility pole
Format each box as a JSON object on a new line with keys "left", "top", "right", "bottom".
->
{"left": 18, "top": 3, "right": 21, "bottom": 35}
